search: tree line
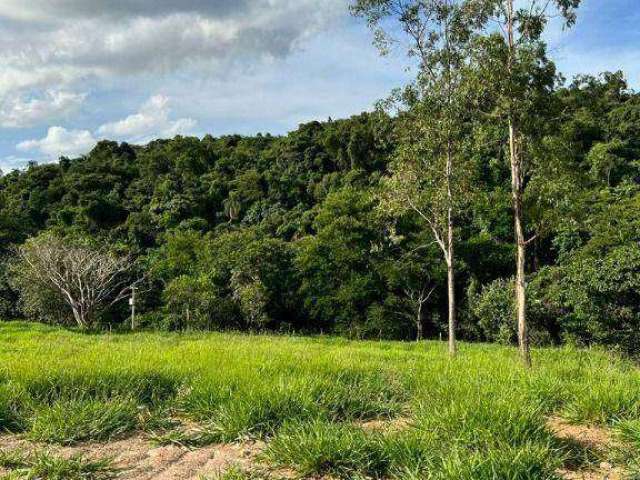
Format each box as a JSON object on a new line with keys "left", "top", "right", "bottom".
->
{"left": 1, "top": 0, "right": 639, "bottom": 361}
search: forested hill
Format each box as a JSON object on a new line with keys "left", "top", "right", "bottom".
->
{"left": 1, "top": 72, "right": 639, "bottom": 351}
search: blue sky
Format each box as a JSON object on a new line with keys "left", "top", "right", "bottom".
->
{"left": 0, "top": 0, "right": 638, "bottom": 170}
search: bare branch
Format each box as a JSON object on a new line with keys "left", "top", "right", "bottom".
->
{"left": 16, "top": 236, "right": 140, "bottom": 328}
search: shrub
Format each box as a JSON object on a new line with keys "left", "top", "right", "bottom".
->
{"left": 468, "top": 277, "right": 555, "bottom": 345}
{"left": 553, "top": 244, "right": 640, "bottom": 353}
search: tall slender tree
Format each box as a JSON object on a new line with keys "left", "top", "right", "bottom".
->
{"left": 472, "top": 0, "right": 580, "bottom": 367}
{"left": 352, "top": 0, "right": 480, "bottom": 355}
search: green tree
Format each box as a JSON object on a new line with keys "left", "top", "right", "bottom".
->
{"left": 296, "top": 187, "right": 384, "bottom": 336}
{"left": 474, "top": 0, "right": 581, "bottom": 366}
{"left": 353, "top": 0, "right": 480, "bottom": 355}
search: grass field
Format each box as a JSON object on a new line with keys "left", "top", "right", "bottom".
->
{"left": 1, "top": 322, "right": 640, "bottom": 479}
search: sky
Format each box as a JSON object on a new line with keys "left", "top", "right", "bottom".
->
{"left": 0, "top": 0, "right": 638, "bottom": 171}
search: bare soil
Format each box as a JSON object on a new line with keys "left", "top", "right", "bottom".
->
{"left": 0, "top": 433, "right": 264, "bottom": 479}
{"left": 358, "top": 416, "right": 411, "bottom": 432}
{"left": 0, "top": 417, "right": 631, "bottom": 479}
{"left": 547, "top": 417, "right": 628, "bottom": 480}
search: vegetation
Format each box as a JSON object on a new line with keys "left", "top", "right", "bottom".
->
{"left": 0, "top": 68, "right": 638, "bottom": 354}
{"left": 11, "top": 233, "right": 139, "bottom": 329}
{"left": 352, "top": 0, "right": 482, "bottom": 356}
{"left": 0, "top": 448, "right": 113, "bottom": 480}
{"left": 0, "top": 3, "right": 637, "bottom": 362}
{"left": 1, "top": 323, "right": 640, "bottom": 478}
{"left": 0, "top": 1, "right": 638, "bottom": 478}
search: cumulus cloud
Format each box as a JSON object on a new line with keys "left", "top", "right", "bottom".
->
{"left": 0, "top": 0, "right": 254, "bottom": 22}
{"left": 97, "top": 95, "right": 196, "bottom": 143}
{"left": 17, "top": 127, "right": 97, "bottom": 159}
{"left": 0, "top": 155, "right": 34, "bottom": 171}
{"left": 0, "top": 90, "right": 86, "bottom": 128}
{"left": 0, "top": 0, "right": 346, "bottom": 97}
{"left": 16, "top": 94, "right": 197, "bottom": 159}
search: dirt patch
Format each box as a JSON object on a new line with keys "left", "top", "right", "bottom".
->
{"left": 547, "top": 417, "right": 615, "bottom": 451}
{"left": 547, "top": 417, "right": 627, "bottom": 480}
{"left": 0, "top": 433, "right": 265, "bottom": 479}
{"left": 556, "top": 464, "right": 625, "bottom": 480}
{"left": 358, "top": 416, "right": 412, "bottom": 432}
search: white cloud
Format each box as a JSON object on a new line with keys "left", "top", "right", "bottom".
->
{"left": 0, "top": 90, "right": 86, "bottom": 128}
{"left": 554, "top": 46, "right": 640, "bottom": 89}
{"left": 15, "top": 94, "right": 197, "bottom": 159}
{"left": 17, "top": 127, "right": 97, "bottom": 159}
{"left": 97, "top": 95, "right": 196, "bottom": 143}
{"left": 0, "top": 155, "right": 34, "bottom": 171}
{"left": 0, "top": 1, "right": 346, "bottom": 97}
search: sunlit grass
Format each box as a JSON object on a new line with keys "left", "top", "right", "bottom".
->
{"left": 0, "top": 448, "right": 114, "bottom": 479}
{"left": 1, "top": 321, "right": 639, "bottom": 478}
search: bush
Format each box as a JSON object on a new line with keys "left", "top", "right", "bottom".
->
{"left": 553, "top": 244, "right": 640, "bottom": 353}
{"left": 163, "top": 274, "right": 237, "bottom": 330}
{"left": 468, "top": 278, "right": 555, "bottom": 345}
{"left": 469, "top": 278, "right": 516, "bottom": 344}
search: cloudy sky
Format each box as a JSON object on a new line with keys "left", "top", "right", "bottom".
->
{"left": 0, "top": 0, "right": 638, "bottom": 170}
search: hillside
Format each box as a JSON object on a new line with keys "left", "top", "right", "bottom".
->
{"left": 1, "top": 73, "right": 639, "bottom": 352}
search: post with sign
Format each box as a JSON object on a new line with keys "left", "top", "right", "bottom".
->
{"left": 130, "top": 286, "right": 136, "bottom": 331}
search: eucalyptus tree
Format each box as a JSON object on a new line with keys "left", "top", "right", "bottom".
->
{"left": 472, "top": 0, "right": 581, "bottom": 367}
{"left": 352, "top": 0, "right": 481, "bottom": 355}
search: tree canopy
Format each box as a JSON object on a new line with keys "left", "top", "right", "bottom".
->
{"left": 1, "top": 73, "right": 639, "bottom": 353}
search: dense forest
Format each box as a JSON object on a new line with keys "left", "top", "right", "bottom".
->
{"left": 1, "top": 70, "right": 638, "bottom": 352}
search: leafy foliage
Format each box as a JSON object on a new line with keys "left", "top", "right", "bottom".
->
{"left": 0, "top": 74, "right": 638, "bottom": 351}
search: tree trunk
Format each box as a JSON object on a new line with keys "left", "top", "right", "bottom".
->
{"left": 506, "top": 0, "right": 531, "bottom": 368}
{"left": 71, "top": 307, "right": 84, "bottom": 329}
{"left": 416, "top": 294, "right": 423, "bottom": 341}
{"left": 446, "top": 135, "right": 456, "bottom": 356}
{"left": 515, "top": 231, "right": 530, "bottom": 367}
{"left": 509, "top": 120, "right": 531, "bottom": 368}
{"left": 447, "top": 228, "right": 456, "bottom": 356}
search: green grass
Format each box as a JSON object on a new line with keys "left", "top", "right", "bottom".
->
{"left": 0, "top": 448, "right": 113, "bottom": 479}
{"left": 1, "top": 321, "right": 640, "bottom": 478}
{"left": 28, "top": 397, "right": 140, "bottom": 444}
{"left": 265, "top": 419, "right": 392, "bottom": 478}
{"left": 206, "top": 467, "right": 271, "bottom": 480}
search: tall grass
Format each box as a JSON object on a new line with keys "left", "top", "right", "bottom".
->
{"left": 29, "top": 397, "right": 140, "bottom": 444}
{"left": 1, "top": 321, "right": 639, "bottom": 477}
